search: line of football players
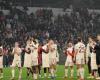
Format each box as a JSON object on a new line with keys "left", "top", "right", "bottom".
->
{"left": 64, "top": 35, "right": 100, "bottom": 80}
{"left": 0, "top": 35, "right": 100, "bottom": 80}
{"left": 9, "top": 37, "right": 59, "bottom": 80}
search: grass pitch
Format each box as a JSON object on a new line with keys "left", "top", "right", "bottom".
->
{"left": 3, "top": 65, "right": 95, "bottom": 80}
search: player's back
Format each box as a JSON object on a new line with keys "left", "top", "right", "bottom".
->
{"left": 75, "top": 42, "right": 85, "bottom": 54}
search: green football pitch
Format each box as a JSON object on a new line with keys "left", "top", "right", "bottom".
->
{"left": 3, "top": 65, "right": 95, "bottom": 80}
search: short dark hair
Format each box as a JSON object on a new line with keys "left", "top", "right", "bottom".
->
{"left": 97, "top": 34, "right": 100, "bottom": 36}
{"left": 88, "top": 35, "right": 96, "bottom": 41}
{"left": 0, "top": 43, "right": 2, "bottom": 47}
{"left": 77, "top": 37, "right": 82, "bottom": 42}
{"left": 67, "top": 39, "right": 72, "bottom": 44}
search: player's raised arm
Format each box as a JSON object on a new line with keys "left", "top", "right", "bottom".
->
{"left": 42, "top": 44, "right": 49, "bottom": 53}
{"left": 11, "top": 48, "right": 14, "bottom": 55}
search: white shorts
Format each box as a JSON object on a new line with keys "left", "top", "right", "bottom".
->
{"left": 49, "top": 58, "right": 57, "bottom": 66}
{"left": 91, "top": 53, "right": 97, "bottom": 70}
{"left": 31, "top": 57, "right": 38, "bottom": 66}
{"left": 65, "top": 58, "right": 73, "bottom": 66}
{"left": 24, "top": 53, "right": 32, "bottom": 68}
{"left": 42, "top": 54, "right": 50, "bottom": 68}
{"left": 76, "top": 53, "right": 85, "bottom": 65}
{"left": 0, "top": 56, "right": 3, "bottom": 68}
{"left": 12, "top": 56, "right": 21, "bottom": 67}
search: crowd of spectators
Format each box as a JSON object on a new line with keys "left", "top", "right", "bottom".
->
{"left": 0, "top": 6, "right": 100, "bottom": 66}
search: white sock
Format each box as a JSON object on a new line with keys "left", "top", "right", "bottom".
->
{"left": 19, "top": 69, "right": 22, "bottom": 79}
{"left": 51, "top": 69, "right": 54, "bottom": 77}
{"left": 12, "top": 69, "right": 15, "bottom": 78}
{"left": 77, "top": 69, "right": 80, "bottom": 77}
{"left": 34, "top": 74, "right": 38, "bottom": 80}
{"left": 48, "top": 73, "right": 52, "bottom": 77}
{"left": 39, "top": 74, "right": 41, "bottom": 77}
{"left": 71, "top": 69, "right": 74, "bottom": 77}
{"left": 54, "top": 69, "right": 56, "bottom": 76}
{"left": 80, "top": 68, "right": 84, "bottom": 79}
{"left": 65, "top": 69, "right": 68, "bottom": 77}
{"left": 44, "top": 73, "right": 47, "bottom": 77}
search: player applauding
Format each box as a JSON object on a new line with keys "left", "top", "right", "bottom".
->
{"left": 64, "top": 41, "right": 74, "bottom": 79}
{"left": 11, "top": 42, "right": 22, "bottom": 80}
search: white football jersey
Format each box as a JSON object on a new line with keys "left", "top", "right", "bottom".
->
{"left": 42, "top": 44, "right": 50, "bottom": 68}
{"left": 66, "top": 47, "right": 74, "bottom": 60}
{"left": 42, "top": 44, "right": 49, "bottom": 57}
{"left": 49, "top": 44, "right": 57, "bottom": 58}
{"left": 75, "top": 42, "right": 85, "bottom": 54}
{"left": 32, "top": 43, "right": 39, "bottom": 58}
{"left": 12, "top": 47, "right": 22, "bottom": 57}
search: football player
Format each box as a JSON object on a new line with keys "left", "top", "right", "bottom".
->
{"left": 11, "top": 42, "right": 22, "bottom": 80}
{"left": 75, "top": 37, "right": 86, "bottom": 80}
